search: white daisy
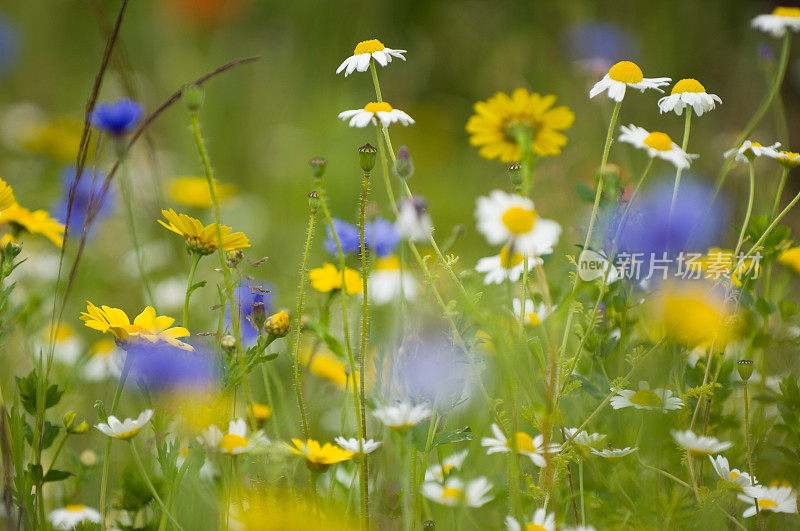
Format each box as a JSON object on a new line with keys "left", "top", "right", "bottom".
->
{"left": 200, "top": 418, "right": 267, "bottom": 455}
{"left": 475, "top": 245, "right": 541, "bottom": 285}
{"left": 338, "top": 102, "right": 414, "bottom": 128}
{"left": 368, "top": 255, "right": 418, "bottom": 305}
{"left": 708, "top": 455, "right": 757, "bottom": 488}
{"left": 671, "top": 430, "right": 733, "bottom": 455}
{"left": 44, "top": 324, "right": 83, "bottom": 365}
{"left": 751, "top": 7, "right": 800, "bottom": 38}
{"left": 773, "top": 149, "right": 800, "bottom": 168}
{"left": 563, "top": 428, "right": 607, "bottom": 450}
{"left": 589, "top": 60, "right": 670, "bottom": 102}
{"left": 739, "top": 484, "right": 798, "bottom": 518}
{"left": 512, "top": 298, "right": 554, "bottom": 327}
{"left": 336, "top": 39, "right": 406, "bottom": 76}
{"left": 48, "top": 504, "right": 102, "bottom": 530}
{"left": 724, "top": 140, "right": 781, "bottom": 163}
{"left": 425, "top": 450, "right": 469, "bottom": 482}
{"left": 475, "top": 190, "right": 561, "bottom": 255}
{"left": 481, "top": 423, "right": 559, "bottom": 467}
{"left": 95, "top": 409, "right": 153, "bottom": 440}
{"left": 590, "top": 446, "right": 638, "bottom": 460}
{"left": 505, "top": 508, "right": 555, "bottom": 531}
{"left": 373, "top": 402, "right": 431, "bottom": 430}
{"left": 657, "top": 79, "right": 722, "bottom": 116}
{"left": 618, "top": 125, "right": 698, "bottom": 169}
{"left": 397, "top": 196, "right": 433, "bottom": 241}
{"left": 334, "top": 437, "right": 383, "bottom": 454}
{"left": 610, "top": 381, "right": 683, "bottom": 412}
{"left": 82, "top": 339, "right": 124, "bottom": 382}
{"left": 422, "top": 477, "right": 493, "bottom": 508}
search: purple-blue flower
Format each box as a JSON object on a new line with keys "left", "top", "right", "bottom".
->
{"left": 128, "top": 342, "right": 218, "bottom": 392}
{"left": 324, "top": 217, "right": 400, "bottom": 258}
{"left": 90, "top": 98, "right": 143, "bottom": 136}
{"left": 55, "top": 166, "right": 115, "bottom": 236}
{"left": 560, "top": 22, "right": 636, "bottom": 69}
{"left": 324, "top": 218, "right": 361, "bottom": 255}
{"left": 225, "top": 280, "right": 273, "bottom": 345}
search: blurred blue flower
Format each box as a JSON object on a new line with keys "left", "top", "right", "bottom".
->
{"left": 560, "top": 21, "right": 636, "bottom": 72}
{"left": 324, "top": 217, "right": 400, "bottom": 258}
{"left": 324, "top": 218, "right": 361, "bottom": 255}
{"left": 128, "top": 342, "right": 218, "bottom": 392}
{"left": 90, "top": 98, "right": 143, "bottom": 136}
{"left": 55, "top": 166, "right": 115, "bottom": 235}
{"left": 388, "top": 337, "right": 469, "bottom": 406}
{"left": 0, "top": 15, "right": 20, "bottom": 79}
{"left": 225, "top": 280, "right": 273, "bottom": 345}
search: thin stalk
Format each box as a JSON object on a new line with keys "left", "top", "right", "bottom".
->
{"left": 743, "top": 381, "right": 765, "bottom": 529}
{"left": 292, "top": 200, "right": 316, "bottom": 440}
{"left": 357, "top": 169, "right": 371, "bottom": 529}
{"left": 100, "top": 354, "right": 133, "bottom": 530}
{"left": 579, "top": 460, "right": 586, "bottom": 526}
{"left": 129, "top": 440, "right": 184, "bottom": 531}
{"left": 182, "top": 252, "right": 202, "bottom": 328}
{"left": 770, "top": 166, "right": 789, "bottom": 220}
{"left": 732, "top": 160, "right": 756, "bottom": 261}
{"left": 669, "top": 111, "right": 693, "bottom": 217}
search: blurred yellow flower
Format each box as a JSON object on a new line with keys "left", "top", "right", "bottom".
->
{"left": 0, "top": 204, "right": 64, "bottom": 247}
{"left": 0, "top": 179, "right": 16, "bottom": 212}
{"left": 697, "top": 248, "right": 761, "bottom": 287}
{"left": 779, "top": 245, "right": 800, "bottom": 273}
{"left": 19, "top": 117, "right": 84, "bottom": 162}
{"left": 167, "top": 176, "right": 237, "bottom": 209}
{"left": 285, "top": 438, "right": 354, "bottom": 469}
{"left": 466, "top": 88, "right": 574, "bottom": 163}
{"left": 249, "top": 402, "right": 272, "bottom": 422}
{"left": 655, "top": 282, "right": 738, "bottom": 348}
{"left": 309, "top": 263, "right": 362, "bottom": 295}
{"left": 158, "top": 208, "right": 250, "bottom": 255}
{"left": 234, "top": 493, "right": 356, "bottom": 530}
{"left": 304, "top": 347, "right": 350, "bottom": 388}
{"left": 80, "top": 301, "right": 193, "bottom": 350}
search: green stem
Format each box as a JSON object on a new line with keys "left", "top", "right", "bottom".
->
{"left": 130, "top": 440, "right": 185, "bottom": 531}
{"left": 357, "top": 170, "right": 371, "bottom": 530}
{"left": 669, "top": 111, "right": 693, "bottom": 216}
{"left": 182, "top": 252, "right": 202, "bottom": 328}
{"left": 734, "top": 189, "right": 800, "bottom": 271}
{"left": 770, "top": 166, "right": 789, "bottom": 220}
{"left": 579, "top": 460, "right": 586, "bottom": 525}
{"left": 732, "top": 160, "right": 756, "bottom": 261}
{"left": 292, "top": 201, "right": 316, "bottom": 440}
{"left": 100, "top": 353, "right": 133, "bottom": 531}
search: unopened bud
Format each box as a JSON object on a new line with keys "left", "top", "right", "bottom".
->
{"left": 738, "top": 359, "right": 754, "bottom": 382}
{"left": 63, "top": 411, "right": 76, "bottom": 429}
{"left": 226, "top": 249, "right": 244, "bottom": 268}
{"left": 309, "top": 157, "right": 327, "bottom": 179}
{"left": 182, "top": 84, "right": 205, "bottom": 112}
{"left": 358, "top": 143, "right": 378, "bottom": 172}
{"left": 251, "top": 301, "right": 267, "bottom": 330}
{"left": 393, "top": 145, "right": 414, "bottom": 178}
{"left": 265, "top": 310, "right": 290, "bottom": 338}
{"left": 71, "top": 421, "right": 89, "bottom": 434}
{"left": 221, "top": 335, "right": 236, "bottom": 351}
{"left": 507, "top": 163, "right": 522, "bottom": 186}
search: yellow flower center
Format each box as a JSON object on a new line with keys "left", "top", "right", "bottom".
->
{"left": 643, "top": 132, "right": 674, "bottom": 152}
{"left": 499, "top": 245, "right": 524, "bottom": 268}
{"left": 630, "top": 389, "right": 663, "bottom": 408}
{"left": 364, "top": 102, "right": 393, "bottom": 114}
{"left": 501, "top": 206, "right": 537, "bottom": 235}
{"left": 608, "top": 61, "right": 644, "bottom": 84}
{"left": 441, "top": 487, "right": 462, "bottom": 500}
{"left": 773, "top": 7, "right": 800, "bottom": 17}
{"left": 513, "top": 432, "right": 537, "bottom": 453}
{"left": 65, "top": 504, "right": 86, "bottom": 512}
{"left": 376, "top": 255, "right": 400, "bottom": 270}
{"left": 442, "top": 464, "right": 455, "bottom": 474}
{"left": 220, "top": 433, "right": 249, "bottom": 453}
{"left": 671, "top": 78, "right": 706, "bottom": 94}
{"left": 354, "top": 39, "right": 385, "bottom": 55}
{"left": 526, "top": 312, "right": 541, "bottom": 326}
{"left": 757, "top": 499, "right": 778, "bottom": 509}
{"left": 250, "top": 402, "right": 272, "bottom": 420}
{"left": 750, "top": 141, "right": 763, "bottom": 148}
{"left": 730, "top": 471, "right": 740, "bottom": 480}
{"left": 526, "top": 525, "right": 548, "bottom": 531}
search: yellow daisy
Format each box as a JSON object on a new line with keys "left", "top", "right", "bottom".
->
{"left": 466, "top": 88, "right": 575, "bottom": 163}
{"left": 0, "top": 203, "right": 64, "bottom": 247}
{"left": 778, "top": 245, "right": 800, "bottom": 273}
{"left": 285, "top": 438, "right": 354, "bottom": 470}
{"left": 157, "top": 208, "right": 250, "bottom": 255}
{"left": 309, "top": 263, "right": 363, "bottom": 295}
{"left": 166, "top": 176, "right": 237, "bottom": 209}
{"left": 0, "top": 179, "right": 16, "bottom": 212}
{"left": 80, "top": 301, "right": 193, "bottom": 350}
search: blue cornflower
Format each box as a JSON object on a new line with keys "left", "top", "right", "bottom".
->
{"left": 560, "top": 22, "right": 636, "bottom": 67}
{"left": 55, "top": 166, "right": 115, "bottom": 235}
{"left": 128, "top": 342, "right": 218, "bottom": 392}
{"left": 225, "top": 280, "right": 273, "bottom": 345}
{"left": 90, "top": 98, "right": 143, "bottom": 136}
{"left": 324, "top": 218, "right": 361, "bottom": 255}
{"left": 366, "top": 218, "right": 400, "bottom": 257}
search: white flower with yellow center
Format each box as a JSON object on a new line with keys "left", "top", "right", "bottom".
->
{"left": 512, "top": 298, "right": 553, "bottom": 327}
{"left": 82, "top": 339, "right": 124, "bottom": 382}
{"left": 475, "top": 245, "right": 541, "bottom": 285}
{"left": 425, "top": 450, "right": 469, "bottom": 482}
{"left": 589, "top": 60, "right": 670, "bottom": 102}
{"left": 335, "top": 437, "right": 382, "bottom": 454}
{"left": 724, "top": 140, "right": 781, "bottom": 163}
{"left": 43, "top": 323, "right": 82, "bottom": 365}
{"left": 752, "top": 7, "right": 800, "bottom": 37}
{"left": 373, "top": 402, "right": 431, "bottom": 430}
{"left": 422, "top": 477, "right": 493, "bottom": 508}
{"left": 618, "top": 125, "right": 697, "bottom": 169}
{"left": 505, "top": 508, "right": 555, "bottom": 531}
{"left": 201, "top": 418, "right": 267, "bottom": 455}
{"left": 338, "top": 102, "right": 414, "bottom": 128}
{"left": 773, "top": 150, "right": 800, "bottom": 168}
{"left": 590, "top": 446, "right": 638, "bottom": 460}
{"left": 563, "top": 428, "right": 607, "bottom": 450}
{"left": 481, "top": 423, "right": 559, "bottom": 467}
{"left": 708, "top": 455, "right": 757, "bottom": 488}
{"left": 336, "top": 39, "right": 406, "bottom": 76}
{"left": 671, "top": 430, "right": 733, "bottom": 455}
{"left": 658, "top": 78, "right": 722, "bottom": 116}
{"left": 48, "top": 504, "right": 102, "bottom": 530}
{"left": 738, "top": 484, "right": 798, "bottom": 517}
{"left": 610, "top": 381, "right": 683, "bottom": 412}
{"left": 96, "top": 409, "right": 153, "bottom": 440}
{"left": 368, "top": 255, "right": 418, "bottom": 305}
{"left": 475, "top": 190, "right": 561, "bottom": 255}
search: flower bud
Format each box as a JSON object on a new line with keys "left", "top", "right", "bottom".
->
{"left": 265, "top": 310, "right": 290, "bottom": 338}
{"left": 737, "top": 359, "right": 754, "bottom": 382}
{"left": 309, "top": 157, "right": 327, "bottom": 179}
{"left": 80, "top": 449, "right": 98, "bottom": 467}
{"left": 221, "top": 335, "right": 236, "bottom": 351}
{"left": 358, "top": 143, "right": 378, "bottom": 172}
{"left": 507, "top": 163, "right": 522, "bottom": 186}
{"left": 182, "top": 84, "right": 205, "bottom": 112}
{"left": 393, "top": 145, "right": 414, "bottom": 179}
{"left": 308, "top": 190, "right": 320, "bottom": 213}
{"left": 63, "top": 411, "right": 76, "bottom": 429}
{"left": 251, "top": 301, "right": 267, "bottom": 330}
{"left": 71, "top": 421, "right": 89, "bottom": 434}
{"left": 226, "top": 249, "right": 244, "bottom": 268}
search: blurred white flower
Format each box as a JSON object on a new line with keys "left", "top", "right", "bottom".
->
{"left": 505, "top": 508, "right": 555, "bottom": 531}
{"left": 476, "top": 246, "right": 541, "bottom": 285}
{"left": 334, "top": 437, "right": 382, "bottom": 454}
{"left": 422, "top": 477, "right": 493, "bottom": 507}
{"left": 48, "top": 504, "right": 101, "bottom": 530}
{"left": 708, "top": 455, "right": 757, "bottom": 488}
{"left": 96, "top": 409, "right": 153, "bottom": 440}
{"left": 373, "top": 402, "right": 431, "bottom": 430}
{"left": 610, "top": 381, "right": 683, "bottom": 412}
{"left": 425, "top": 450, "right": 469, "bottom": 482}
{"left": 751, "top": 7, "right": 800, "bottom": 38}
{"left": 481, "top": 423, "right": 559, "bottom": 467}
{"left": 397, "top": 197, "right": 432, "bottom": 241}
{"left": 671, "top": 430, "right": 733, "bottom": 455}
{"left": 738, "top": 484, "right": 797, "bottom": 518}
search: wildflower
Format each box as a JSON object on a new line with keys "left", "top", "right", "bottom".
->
{"left": 249, "top": 402, "right": 272, "bottom": 422}
{"left": 751, "top": 7, "right": 800, "bottom": 38}
{"left": 397, "top": 196, "right": 432, "bottom": 241}
{"left": 302, "top": 346, "right": 353, "bottom": 388}
{"left": 466, "top": 88, "right": 575, "bottom": 163}
{"left": 0, "top": 203, "right": 65, "bottom": 247}
{"left": 334, "top": 437, "right": 382, "bottom": 454}
{"left": 309, "top": 263, "right": 363, "bottom": 295}
{"left": 779, "top": 245, "right": 800, "bottom": 273}
{"left": 424, "top": 450, "right": 468, "bottom": 482}
{"left": 366, "top": 218, "right": 401, "bottom": 257}
{"left": 475, "top": 190, "right": 561, "bottom": 254}
{"left": 338, "top": 102, "right": 414, "bottom": 128}
{"left": 481, "top": 423, "right": 559, "bottom": 467}
{"left": 43, "top": 323, "right": 82, "bottom": 365}
{"left": 90, "top": 98, "right": 143, "bottom": 136}
{"left": 265, "top": 310, "right": 290, "bottom": 337}
{"left": 0, "top": 178, "right": 15, "bottom": 212}
{"left": 82, "top": 339, "right": 124, "bottom": 381}
{"left": 167, "top": 176, "right": 237, "bottom": 209}
{"left": 590, "top": 446, "right": 638, "bottom": 460}
{"left": 202, "top": 418, "right": 267, "bottom": 455}
{"left": 773, "top": 150, "right": 800, "bottom": 168}
{"left": 512, "top": 298, "right": 553, "bottom": 326}
{"left": 55, "top": 167, "right": 114, "bottom": 236}
{"left": 656, "top": 281, "right": 736, "bottom": 348}
{"left": 373, "top": 402, "right": 431, "bottom": 430}
{"left": 671, "top": 430, "right": 733, "bottom": 455}
{"left": 48, "top": 504, "right": 102, "bottom": 530}
{"left": 324, "top": 218, "right": 361, "bottom": 255}
{"left": 610, "top": 381, "right": 683, "bottom": 412}
{"left": 336, "top": 39, "right": 406, "bottom": 76}
{"left": 475, "top": 245, "right": 541, "bottom": 285}
{"left": 96, "top": 409, "right": 153, "bottom": 440}
{"left": 725, "top": 140, "right": 781, "bottom": 163}
{"left": 589, "top": 60, "right": 670, "bottom": 101}
{"left": 80, "top": 301, "right": 193, "bottom": 350}
{"left": 505, "top": 508, "right": 555, "bottom": 531}
{"left": 709, "top": 455, "right": 757, "bottom": 488}
{"left": 657, "top": 79, "right": 722, "bottom": 116}
{"left": 286, "top": 439, "right": 354, "bottom": 470}
{"left": 158, "top": 208, "right": 250, "bottom": 255}
{"left": 618, "top": 125, "right": 697, "bottom": 169}
{"left": 226, "top": 281, "right": 272, "bottom": 345}
{"left": 16, "top": 115, "right": 83, "bottom": 162}
{"left": 738, "top": 484, "right": 798, "bottom": 517}
{"left": 563, "top": 428, "right": 607, "bottom": 450}
{"left": 127, "top": 342, "right": 217, "bottom": 392}
{"left": 369, "top": 255, "right": 418, "bottom": 305}
{"left": 696, "top": 247, "right": 761, "bottom": 286}
{"left": 422, "top": 477, "right": 493, "bottom": 508}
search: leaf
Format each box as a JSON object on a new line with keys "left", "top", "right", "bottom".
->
{"left": 43, "top": 469, "right": 73, "bottom": 483}
{"left": 431, "top": 427, "right": 474, "bottom": 447}
{"left": 187, "top": 281, "right": 207, "bottom": 295}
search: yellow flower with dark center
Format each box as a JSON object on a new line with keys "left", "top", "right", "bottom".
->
{"left": 285, "top": 438, "right": 354, "bottom": 470}
{"left": 0, "top": 179, "right": 16, "bottom": 212}
{"left": 309, "top": 263, "right": 363, "bottom": 295}
{"left": 157, "top": 208, "right": 250, "bottom": 255}
{"left": 80, "top": 301, "right": 193, "bottom": 350}
{"left": 466, "top": 88, "right": 575, "bottom": 163}
{"left": 0, "top": 203, "right": 64, "bottom": 247}
{"left": 167, "top": 176, "right": 237, "bottom": 209}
